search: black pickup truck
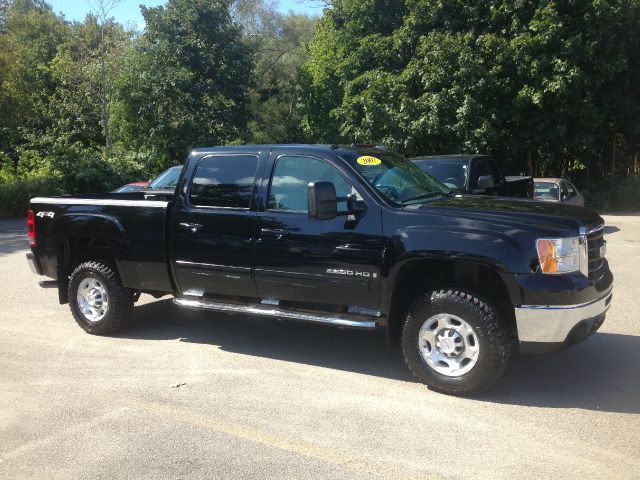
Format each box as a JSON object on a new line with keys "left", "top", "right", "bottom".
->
{"left": 26, "top": 145, "right": 612, "bottom": 395}
{"left": 411, "top": 154, "right": 534, "bottom": 198}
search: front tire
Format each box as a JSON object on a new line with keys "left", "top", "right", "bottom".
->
{"left": 402, "top": 289, "right": 510, "bottom": 395}
{"left": 68, "top": 260, "right": 134, "bottom": 335}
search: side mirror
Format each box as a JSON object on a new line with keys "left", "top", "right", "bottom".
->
{"left": 477, "top": 175, "right": 495, "bottom": 189}
{"left": 308, "top": 181, "right": 337, "bottom": 220}
{"left": 561, "top": 194, "right": 568, "bottom": 201}
{"left": 346, "top": 194, "right": 367, "bottom": 217}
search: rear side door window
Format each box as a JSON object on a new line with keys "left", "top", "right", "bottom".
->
{"left": 189, "top": 155, "right": 259, "bottom": 208}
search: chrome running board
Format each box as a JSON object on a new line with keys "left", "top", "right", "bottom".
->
{"left": 173, "top": 298, "right": 378, "bottom": 329}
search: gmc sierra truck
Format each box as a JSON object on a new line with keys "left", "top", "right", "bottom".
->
{"left": 26, "top": 145, "right": 612, "bottom": 395}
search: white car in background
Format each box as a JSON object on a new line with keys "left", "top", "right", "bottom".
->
{"left": 534, "top": 178, "right": 584, "bottom": 206}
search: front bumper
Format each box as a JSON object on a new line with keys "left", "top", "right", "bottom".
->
{"left": 516, "top": 287, "right": 612, "bottom": 353}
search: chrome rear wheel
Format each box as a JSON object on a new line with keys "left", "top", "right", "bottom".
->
{"left": 69, "top": 261, "right": 134, "bottom": 335}
{"left": 76, "top": 277, "right": 109, "bottom": 322}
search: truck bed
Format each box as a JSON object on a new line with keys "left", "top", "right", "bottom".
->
{"left": 30, "top": 192, "right": 174, "bottom": 293}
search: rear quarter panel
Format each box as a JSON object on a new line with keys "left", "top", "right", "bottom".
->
{"left": 30, "top": 197, "right": 173, "bottom": 293}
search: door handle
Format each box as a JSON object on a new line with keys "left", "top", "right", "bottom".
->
{"left": 260, "top": 227, "right": 288, "bottom": 240}
{"left": 178, "top": 222, "right": 203, "bottom": 233}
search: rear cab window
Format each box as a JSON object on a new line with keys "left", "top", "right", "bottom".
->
{"left": 534, "top": 182, "right": 560, "bottom": 200}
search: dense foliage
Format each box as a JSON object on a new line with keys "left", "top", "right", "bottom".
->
{"left": 299, "top": 0, "right": 640, "bottom": 182}
{"left": 0, "top": 0, "right": 315, "bottom": 207}
{"left": 0, "top": 0, "right": 639, "bottom": 215}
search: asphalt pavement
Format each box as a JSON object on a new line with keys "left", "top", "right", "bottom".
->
{"left": 0, "top": 215, "right": 638, "bottom": 479}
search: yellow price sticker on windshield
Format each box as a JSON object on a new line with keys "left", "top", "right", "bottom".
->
{"left": 357, "top": 156, "right": 382, "bottom": 166}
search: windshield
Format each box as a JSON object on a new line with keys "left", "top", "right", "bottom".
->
{"left": 412, "top": 160, "right": 468, "bottom": 189}
{"left": 149, "top": 166, "right": 182, "bottom": 189}
{"left": 341, "top": 149, "right": 450, "bottom": 205}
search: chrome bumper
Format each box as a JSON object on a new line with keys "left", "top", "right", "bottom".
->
{"left": 515, "top": 289, "right": 613, "bottom": 343}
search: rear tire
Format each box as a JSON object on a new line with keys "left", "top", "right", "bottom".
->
{"left": 68, "top": 260, "right": 134, "bottom": 335}
{"left": 402, "top": 289, "right": 510, "bottom": 396}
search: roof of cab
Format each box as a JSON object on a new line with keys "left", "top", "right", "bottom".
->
{"left": 190, "top": 144, "right": 391, "bottom": 157}
{"left": 410, "top": 154, "right": 490, "bottom": 162}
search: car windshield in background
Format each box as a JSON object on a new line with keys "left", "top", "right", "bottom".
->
{"left": 413, "top": 160, "right": 468, "bottom": 189}
{"left": 341, "top": 150, "right": 450, "bottom": 205}
{"left": 534, "top": 182, "right": 559, "bottom": 200}
{"left": 149, "top": 166, "right": 182, "bottom": 189}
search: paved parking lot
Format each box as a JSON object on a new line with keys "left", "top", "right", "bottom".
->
{"left": 0, "top": 215, "right": 638, "bottom": 479}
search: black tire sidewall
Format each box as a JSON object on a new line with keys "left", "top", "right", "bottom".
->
{"left": 402, "top": 290, "right": 507, "bottom": 394}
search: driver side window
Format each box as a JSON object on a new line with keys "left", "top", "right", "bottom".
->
{"left": 268, "top": 155, "right": 353, "bottom": 213}
{"left": 471, "top": 160, "right": 488, "bottom": 188}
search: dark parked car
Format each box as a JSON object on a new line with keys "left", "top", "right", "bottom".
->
{"left": 112, "top": 165, "right": 183, "bottom": 193}
{"left": 411, "top": 154, "right": 533, "bottom": 198}
{"left": 26, "top": 145, "right": 611, "bottom": 395}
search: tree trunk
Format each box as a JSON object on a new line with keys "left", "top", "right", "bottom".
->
{"left": 610, "top": 133, "right": 616, "bottom": 176}
{"left": 526, "top": 150, "right": 534, "bottom": 177}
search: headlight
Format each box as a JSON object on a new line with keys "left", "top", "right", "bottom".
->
{"left": 536, "top": 236, "right": 588, "bottom": 275}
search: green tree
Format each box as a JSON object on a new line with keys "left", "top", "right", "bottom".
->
{"left": 47, "top": 13, "right": 130, "bottom": 152}
{"left": 299, "top": 0, "right": 640, "bottom": 180}
{"left": 0, "top": 0, "right": 67, "bottom": 171}
{"left": 245, "top": 9, "right": 318, "bottom": 143}
{"left": 112, "top": 0, "right": 253, "bottom": 165}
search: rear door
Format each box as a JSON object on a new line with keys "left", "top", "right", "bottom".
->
{"left": 169, "top": 153, "right": 260, "bottom": 299}
{"left": 253, "top": 151, "right": 384, "bottom": 312}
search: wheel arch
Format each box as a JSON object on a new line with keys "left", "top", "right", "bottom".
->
{"left": 50, "top": 212, "right": 129, "bottom": 304}
{"left": 56, "top": 236, "right": 121, "bottom": 304}
{"left": 384, "top": 256, "right": 521, "bottom": 342}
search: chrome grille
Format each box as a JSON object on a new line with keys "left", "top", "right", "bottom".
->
{"left": 586, "top": 225, "right": 606, "bottom": 281}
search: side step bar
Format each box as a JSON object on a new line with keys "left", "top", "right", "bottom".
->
{"left": 173, "top": 298, "right": 378, "bottom": 330}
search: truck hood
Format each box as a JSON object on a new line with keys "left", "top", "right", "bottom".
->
{"left": 404, "top": 195, "right": 603, "bottom": 236}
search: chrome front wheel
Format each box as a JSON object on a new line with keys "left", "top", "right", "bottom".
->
{"left": 402, "top": 290, "right": 510, "bottom": 395}
{"left": 418, "top": 313, "right": 480, "bottom": 377}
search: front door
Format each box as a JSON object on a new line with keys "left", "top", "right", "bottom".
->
{"left": 254, "top": 153, "right": 384, "bottom": 312}
{"left": 170, "top": 153, "right": 260, "bottom": 299}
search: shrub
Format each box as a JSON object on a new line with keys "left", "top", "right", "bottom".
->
{"left": 584, "top": 175, "right": 640, "bottom": 212}
{"left": 0, "top": 176, "right": 65, "bottom": 218}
